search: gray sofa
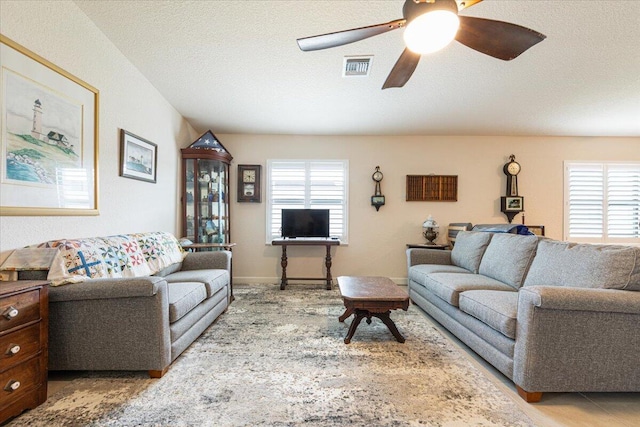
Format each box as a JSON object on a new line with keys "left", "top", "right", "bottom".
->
{"left": 4, "top": 232, "right": 231, "bottom": 378}
{"left": 407, "top": 230, "right": 640, "bottom": 402}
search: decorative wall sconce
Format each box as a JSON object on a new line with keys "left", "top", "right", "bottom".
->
{"left": 371, "top": 166, "right": 385, "bottom": 211}
{"left": 422, "top": 214, "right": 439, "bottom": 244}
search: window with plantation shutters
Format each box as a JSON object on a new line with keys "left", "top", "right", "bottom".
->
{"left": 564, "top": 162, "right": 640, "bottom": 243}
{"left": 266, "top": 160, "right": 349, "bottom": 243}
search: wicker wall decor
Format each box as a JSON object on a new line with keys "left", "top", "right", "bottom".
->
{"left": 406, "top": 175, "right": 458, "bottom": 202}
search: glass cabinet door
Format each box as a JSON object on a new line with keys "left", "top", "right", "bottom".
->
{"left": 183, "top": 158, "right": 230, "bottom": 244}
{"left": 185, "top": 159, "right": 196, "bottom": 241}
{"left": 194, "top": 159, "right": 228, "bottom": 244}
{"left": 181, "top": 130, "right": 232, "bottom": 246}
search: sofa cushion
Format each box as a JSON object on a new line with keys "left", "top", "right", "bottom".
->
{"left": 450, "top": 231, "right": 493, "bottom": 274}
{"left": 167, "top": 282, "right": 207, "bottom": 323}
{"left": 478, "top": 233, "right": 539, "bottom": 289}
{"left": 447, "top": 223, "right": 473, "bottom": 247}
{"left": 165, "top": 269, "right": 229, "bottom": 298}
{"left": 154, "top": 262, "right": 183, "bottom": 277}
{"left": 409, "top": 264, "right": 471, "bottom": 287}
{"left": 524, "top": 240, "right": 640, "bottom": 290}
{"left": 459, "top": 290, "right": 519, "bottom": 339}
{"left": 424, "top": 272, "right": 515, "bottom": 307}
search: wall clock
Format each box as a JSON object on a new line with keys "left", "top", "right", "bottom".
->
{"left": 237, "top": 164, "right": 261, "bottom": 203}
{"left": 503, "top": 154, "right": 521, "bottom": 197}
{"left": 371, "top": 166, "right": 385, "bottom": 211}
{"left": 500, "top": 155, "right": 524, "bottom": 223}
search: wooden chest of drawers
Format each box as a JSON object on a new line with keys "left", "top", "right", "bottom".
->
{"left": 0, "top": 281, "right": 49, "bottom": 424}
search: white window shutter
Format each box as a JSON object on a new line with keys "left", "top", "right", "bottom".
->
{"left": 607, "top": 164, "right": 640, "bottom": 239}
{"left": 267, "top": 160, "right": 349, "bottom": 242}
{"left": 565, "top": 162, "right": 640, "bottom": 243}
{"left": 567, "top": 163, "right": 604, "bottom": 239}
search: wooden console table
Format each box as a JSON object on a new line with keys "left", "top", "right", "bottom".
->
{"left": 406, "top": 243, "right": 449, "bottom": 250}
{"left": 272, "top": 238, "right": 340, "bottom": 290}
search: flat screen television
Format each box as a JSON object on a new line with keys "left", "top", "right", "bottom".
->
{"left": 281, "top": 209, "right": 330, "bottom": 238}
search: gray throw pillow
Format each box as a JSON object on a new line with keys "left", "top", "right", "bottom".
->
{"left": 447, "top": 222, "right": 473, "bottom": 247}
{"left": 451, "top": 231, "right": 493, "bottom": 273}
{"left": 478, "top": 233, "right": 539, "bottom": 289}
{"left": 524, "top": 240, "right": 640, "bottom": 290}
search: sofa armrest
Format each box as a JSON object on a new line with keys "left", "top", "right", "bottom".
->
{"left": 519, "top": 286, "right": 640, "bottom": 314}
{"left": 514, "top": 286, "right": 640, "bottom": 392}
{"left": 406, "top": 248, "right": 452, "bottom": 268}
{"left": 181, "top": 250, "right": 231, "bottom": 272}
{"left": 49, "top": 276, "right": 166, "bottom": 302}
{"left": 48, "top": 276, "right": 171, "bottom": 372}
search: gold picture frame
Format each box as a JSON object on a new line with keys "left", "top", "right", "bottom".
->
{"left": 0, "top": 35, "right": 99, "bottom": 216}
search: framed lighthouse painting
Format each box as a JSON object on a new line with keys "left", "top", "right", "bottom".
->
{"left": 0, "top": 35, "right": 99, "bottom": 216}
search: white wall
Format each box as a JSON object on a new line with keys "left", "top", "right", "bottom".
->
{"left": 1, "top": 2, "right": 638, "bottom": 285}
{"left": 0, "top": 1, "right": 196, "bottom": 260}
{"left": 223, "top": 134, "right": 640, "bottom": 284}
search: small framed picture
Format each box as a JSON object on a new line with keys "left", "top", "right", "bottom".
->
{"left": 120, "top": 129, "right": 157, "bottom": 183}
{"left": 371, "top": 195, "right": 385, "bottom": 205}
{"left": 503, "top": 196, "right": 524, "bottom": 211}
{"left": 237, "top": 164, "right": 261, "bottom": 202}
{"left": 243, "top": 183, "right": 255, "bottom": 196}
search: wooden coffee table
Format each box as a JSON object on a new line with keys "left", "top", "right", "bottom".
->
{"left": 337, "top": 276, "right": 410, "bottom": 344}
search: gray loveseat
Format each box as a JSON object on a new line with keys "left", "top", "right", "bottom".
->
{"left": 407, "top": 230, "right": 640, "bottom": 402}
{"left": 3, "top": 232, "right": 231, "bottom": 378}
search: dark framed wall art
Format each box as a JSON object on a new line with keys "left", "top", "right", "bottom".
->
{"left": 119, "top": 129, "right": 157, "bottom": 183}
{"left": 237, "top": 164, "right": 261, "bottom": 203}
{"left": 503, "top": 196, "right": 524, "bottom": 211}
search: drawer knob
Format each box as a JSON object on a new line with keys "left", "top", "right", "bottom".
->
{"left": 3, "top": 306, "right": 19, "bottom": 320}
{"left": 6, "top": 344, "right": 21, "bottom": 355}
{"left": 4, "top": 380, "right": 20, "bottom": 392}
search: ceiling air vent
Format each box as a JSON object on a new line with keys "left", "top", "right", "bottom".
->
{"left": 343, "top": 56, "right": 373, "bottom": 77}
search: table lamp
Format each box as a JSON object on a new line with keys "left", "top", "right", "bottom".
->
{"left": 422, "top": 215, "right": 439, "bottom": 245}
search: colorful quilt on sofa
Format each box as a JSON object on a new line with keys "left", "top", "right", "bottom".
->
{"left": 2, "top": 231, "right": 185, "bottom": 286}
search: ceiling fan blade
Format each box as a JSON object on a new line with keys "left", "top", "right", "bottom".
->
{"left": 382, "top": 48, "right": 421, "bottom": 89}
{"left": 456, "top": 0, "right": 483, "bottom": 11}
{"left": 297, "top": 19, "right": 405, "bottom": 52}
{"left": 456, "top": 16, "right": 546, "bottom": 60}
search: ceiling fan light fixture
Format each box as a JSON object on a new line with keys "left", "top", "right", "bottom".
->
{"left": 403, "top": 10, "right": 460, "bottom": 54}
{"left": 298, "top": 0, "right": 546, "bottom": 89}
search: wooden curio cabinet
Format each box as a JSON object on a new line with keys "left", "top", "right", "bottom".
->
{"left": 181, "top": 131, "right": 233, "bottom": 245}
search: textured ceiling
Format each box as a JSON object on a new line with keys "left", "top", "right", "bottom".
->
{"left": 74, "top": 0, "right": 640, "bottom": 137}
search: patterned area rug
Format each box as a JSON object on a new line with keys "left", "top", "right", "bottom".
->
{"left": 10, "top": 284, "right": 533, "bottom": 426}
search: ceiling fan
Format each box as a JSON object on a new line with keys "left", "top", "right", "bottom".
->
{"left": 296, "top": 0, "right": 546, "bottom": 89}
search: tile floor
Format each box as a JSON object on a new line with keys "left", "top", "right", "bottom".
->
{"left": 424, "top": 312, "right": 640, "bottom": 427}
